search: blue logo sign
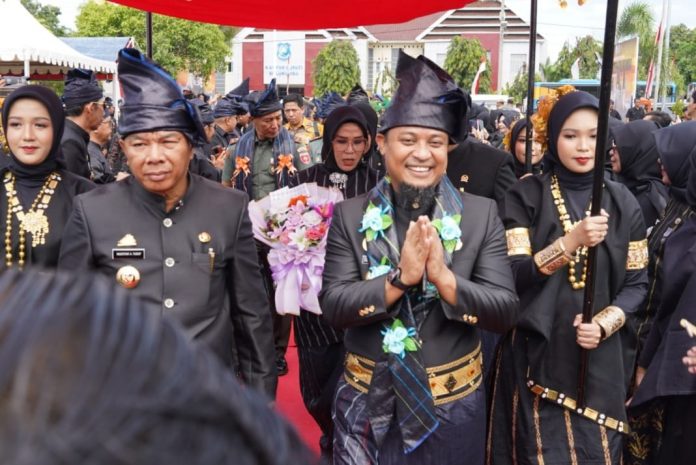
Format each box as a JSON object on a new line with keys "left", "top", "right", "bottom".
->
{"left": 277, "top": 42, "right": 291, "bottom": 61}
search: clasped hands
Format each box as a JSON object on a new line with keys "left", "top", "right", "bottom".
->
{"left": 397, "top": 216, "right": 452, "bottom": 289}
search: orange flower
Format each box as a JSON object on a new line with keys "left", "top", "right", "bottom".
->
{"left": 275, "top": 154, "right": 297, "bottom": 175}
{"left": 288, "top": 195, "right": 309, "bottom": 207}
{"left": 233, "top": 156, "right": 251, "bottom": 177}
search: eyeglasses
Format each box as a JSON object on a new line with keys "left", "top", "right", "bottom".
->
{"left": 333, "top": 138, "right": 367, "bottom": 150}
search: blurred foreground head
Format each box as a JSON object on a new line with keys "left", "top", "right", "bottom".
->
{"left": 0, "top": 269, "right": 314, "bottom": 465}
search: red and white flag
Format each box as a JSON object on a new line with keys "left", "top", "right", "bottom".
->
{"left": 645, "top": 1, "right": 667, "bottom": 99}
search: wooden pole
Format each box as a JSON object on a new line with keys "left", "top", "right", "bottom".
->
{"left": 577, "top": 0, "right": 620, "bottom": 411}
{"left": 524, "top": 0, "right": 538, "bottom": 173}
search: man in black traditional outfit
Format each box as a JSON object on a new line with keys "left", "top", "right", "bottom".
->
{"left": 60, "top": 69, "right": 105, "bottom": 179}
{"left": 222, "top": 78, "right": 313, "bottom": 376}
{"left": 58, "top": 48, "right": 277, "bottom": 400}
{"left": 319, "top": 51, "right": 518, "bottom": 465}
{"left": 210, "top": 98, "right": 240, "bottom": 151}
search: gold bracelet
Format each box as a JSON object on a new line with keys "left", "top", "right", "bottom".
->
{"left": 593, "top": 305, "right": 626, "bottom": 340}
{"left": 506, "top": 227, "right": 532, "bottom": 256}
{"left": 534, "top": 238, "right": 570, "bottom": 275}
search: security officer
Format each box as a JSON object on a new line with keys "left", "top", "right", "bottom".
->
{"left": 58, "top": 48, "right": 277, "bottom": 399}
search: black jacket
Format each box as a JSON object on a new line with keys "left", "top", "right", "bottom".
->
{"left": 60, "top": 119, "right": 92, "bottom": 179}
{"left": 446, "top": 138, "right": 517, "bottom": 211}
{"left": 319, "top": 189, "right": 518, "bottom": 365}
{"left": 58, "top": 174, "right": 277, "bottom": 398}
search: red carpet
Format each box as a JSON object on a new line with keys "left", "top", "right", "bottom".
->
{"left": 275, "top": 334, "right": 322, "bottom": 457}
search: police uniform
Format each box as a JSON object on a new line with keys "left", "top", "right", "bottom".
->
{"left": 58, "top": 48, "right": 277, "bottom": 399}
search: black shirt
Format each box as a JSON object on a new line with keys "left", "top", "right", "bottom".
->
{"left": 60, "top": 119, "right": 92, "bottom": 179}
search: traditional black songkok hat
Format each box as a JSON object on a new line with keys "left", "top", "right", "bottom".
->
{"left": 379, "top": 51, "right": 469, "bottom": 142}
{"left": 315, "top": 91, "right": 346, "bottom": 120}
{"left": 346, "top": 84, "right": 369, "bottom": 104}
{"left": 117, "top": 48, "right": 206, "bottom": 144}
{"left": 62, "top": 68, "right": 103, "bottom": 110}
{"left": 246, "top": 79, "right": 282, "bottom": 117}
{"left": 190, "top": 98, "right": 214, "bottom": 126}
{"left": 213, "top": 98, "right": 243, "bottom": 119}
{"left": 226, "top": 78, "right": 250, "bottom": 101}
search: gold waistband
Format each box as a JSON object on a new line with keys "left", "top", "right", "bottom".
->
{"left": 344, "top": 344, "right": 483, "bottom": 406}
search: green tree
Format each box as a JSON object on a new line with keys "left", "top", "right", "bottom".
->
{"left": 75, "top": 1, "right": 229, "bottom": 80}
{"left": 617, "top": 1, "right": 655, "bottom": 80}
{"left": 311, "top": 41, "right": 360, "bottom": 97}
{"left": 540, "top": 36, "right": 602, "bottom": 82}
{"left": 503, "top": 70, "right": 542, "bottom": 104}
{"left": 21, "top": 0, "right": 68, "bottom": 36}
{"left": 443, "top": 37, "right": 491, "bottom": 93}
{"left": 670, "top": 24, "right": 696, "bottom": 89}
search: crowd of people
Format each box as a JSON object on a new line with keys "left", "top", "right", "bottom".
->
{"left": 0, "top": 46, "right": 695, "bottom": 465}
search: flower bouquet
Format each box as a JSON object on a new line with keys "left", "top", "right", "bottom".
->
{"left": 248, "top": 183, "right": 343, "bottom": 316}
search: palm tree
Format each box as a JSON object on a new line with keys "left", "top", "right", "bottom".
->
{"left": 617, "top": 1, "right": 655, "bottom": 80}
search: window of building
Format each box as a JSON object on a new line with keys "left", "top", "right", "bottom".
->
{"left": 510, "top": 53, "right": 527, "bottom": 76}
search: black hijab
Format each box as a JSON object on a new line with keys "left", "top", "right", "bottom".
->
{"left": 321, "top": 106, "right": 370, "bottom": 173}
{"left": 546, "top": 91, "right": 599, "bottom": 190}
{"left": 610, "top": 120, "right": 662, "bottom": 191}
{"left": 654, "top": 121, "right": 696, "bottom": 204}
{"left": 1, "top": 85, "right": 65, "bottom": 193}
{"left": 509, "top": 119, "right": 542, "bottom": 178}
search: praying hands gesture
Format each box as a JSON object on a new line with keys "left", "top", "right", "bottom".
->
{"left": 385, "top": 216, "right": 457, "bottom": 306}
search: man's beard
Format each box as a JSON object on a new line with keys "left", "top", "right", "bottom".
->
{"left": 399, "top": 182, "right": 437, "bottom": 212}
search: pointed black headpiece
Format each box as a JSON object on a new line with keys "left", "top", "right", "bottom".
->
{"left": 117, "top": 48, "right": 206, "bottom": 143}
{"left": 380, "top": 51, "right": 468, "bottom": 142}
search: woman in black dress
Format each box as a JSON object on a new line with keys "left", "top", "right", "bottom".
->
{"left": 1, "top": 85, "right": 94, "bottom": 270}
{"left": 489, "top": 89, "right": 648, "bottom": 465}
{"left": 609, "top": 120, "right": 668, "bottom": 231}
{"left": 625, "top": 121, "right": 696, "bottom": 465}
{"left": 504, "top": 118, "right": 543, "bottom": 179}
{"left": 288, "top": 105, "right": 380, "bottom": 462}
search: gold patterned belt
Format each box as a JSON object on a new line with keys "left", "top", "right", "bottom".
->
{"left": 344, "top": 344, "right": 483, "bottom": 406}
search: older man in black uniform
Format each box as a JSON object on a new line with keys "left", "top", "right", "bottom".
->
{"left": 320, "top": 51, "right": 518, "bottom": 464}
{"left": 58, "top": 48, "right": 277, "bottom": 399}
{"left": 60, "top": 69, "right": 105, "bottom": 179}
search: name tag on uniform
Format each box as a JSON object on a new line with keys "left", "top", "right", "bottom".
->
{"left": 112, "top": 248, "right": 146, "bottom": 260}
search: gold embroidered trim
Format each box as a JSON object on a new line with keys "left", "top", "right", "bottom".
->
{"left": 564, "top": 410, "right": 579, "bottom": 465}
{"left": 599, "top": 426, "right": 612, "bottom": 465}
{"left": 626, "top": 239, "right": 649, "bottom": 270}
{"left": 593, "top": 305, "right": 626, "bottom": 340}
{"left": 506, "top": 227, "right": 532, "bottom": 256}
{"left": 534, "top": 238, "right": 570, "bottom": 275}
{"left": 344, "top": 345, "right": 482, "bottom": 406}
{"left": 527, "top": 380, "right": 629, "bottom": 433}
{"left": 533, "top": 395, "right": 545, "bottom": 465}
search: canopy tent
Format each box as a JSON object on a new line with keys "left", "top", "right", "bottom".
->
{"left": 108, "top": 0, "right": 473, "bottom": 29}
{"left": 0, "top": 0, "right": 116, "bottom": 79}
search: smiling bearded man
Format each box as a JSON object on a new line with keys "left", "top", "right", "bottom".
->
{"left": 319, "top": 51, "right": 519, "bottom": 465}
{"left": 58, "top": 48, "right": 277, "bottom": 400}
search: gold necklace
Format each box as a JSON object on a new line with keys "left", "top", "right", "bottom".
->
{"left": 550, "top": 175, "right": 588, "bottom": 290}
{"left": 3, "top": 171, "right": 60, "bottom": 269}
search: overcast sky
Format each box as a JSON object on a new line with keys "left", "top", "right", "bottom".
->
{"left": 43, "top": 0, "right": 696, "bottom": 61}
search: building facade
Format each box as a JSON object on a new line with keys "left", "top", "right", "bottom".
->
{"left": 228, "top": 0, "right": 546, "bottom": 96}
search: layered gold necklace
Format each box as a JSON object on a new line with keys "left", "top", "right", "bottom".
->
{"left": 3, "top": 171, "right": 60, "bottom": 268}
{"left": 550, "top": 175, "right": 588, "bottom": 290}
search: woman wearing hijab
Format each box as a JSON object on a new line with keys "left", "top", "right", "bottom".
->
{"left": 1, "top": 85, "right": 94, "bottom": 271}
{"left": 625, "top": 121, "right": 696, "bottom": 465}
{"left": 504, "top": 118, "right": 543, "bottom": 179}
{"left": 489, "top": 88, "right": 648, "bottom": 465}
{"left": 609, "top": 120, "right": 669, "bottom": 230}
{"left": 288, "top": 105, "right": 379, "bottom": 462}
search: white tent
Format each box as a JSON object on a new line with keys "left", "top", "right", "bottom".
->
{"left": 0, "top": 0, "right": 116, "bottom": 77}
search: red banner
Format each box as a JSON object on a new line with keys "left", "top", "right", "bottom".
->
{"left": 108, "top": 0, "right": 472, "bottom": 29}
